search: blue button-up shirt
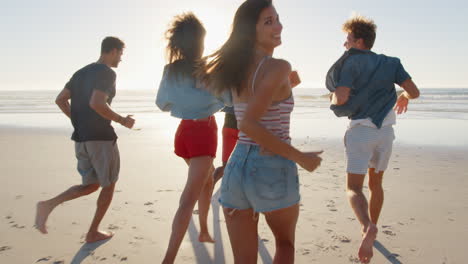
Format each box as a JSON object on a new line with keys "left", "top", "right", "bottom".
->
{"left": 156, "top": 65, "right": 231, "bottom": 119}
{"left": 326, "top": 48, "right": 411, "bottom": 128}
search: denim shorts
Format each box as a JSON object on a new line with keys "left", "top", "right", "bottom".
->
{"left": 218, "top": 143, "right": 300, "bottom": 213}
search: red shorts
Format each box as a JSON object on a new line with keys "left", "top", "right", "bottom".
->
{"left": 174, "top": 116, "right": 218, "bottom": 159}
{"left": 222, "top": 127, "right": 239, "bottom": 163}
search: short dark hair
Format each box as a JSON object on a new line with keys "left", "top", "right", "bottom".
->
{"left": 101, "top": 36, "right": 125, "bottom": 54}
{"left": 343, "top": 15, "right": 377, "bottom": 49}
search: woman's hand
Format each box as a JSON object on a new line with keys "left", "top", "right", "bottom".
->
{"left": 296, "top": 151, "right": 323, "bottom": 172}
{"left": 289, "top": 70, "right": 301, "bottom": 88}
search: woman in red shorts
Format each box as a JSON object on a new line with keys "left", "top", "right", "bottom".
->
{"left": 156, "top": 13, "right": 228, "bottom": 264}
{"left": 213, "top": 70, "right": 301, "bottom": 185}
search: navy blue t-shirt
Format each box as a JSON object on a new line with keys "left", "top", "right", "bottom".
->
{"left": 65, "top": 63, "right": 117, "bottom": 142}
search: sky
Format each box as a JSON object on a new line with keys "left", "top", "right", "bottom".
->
{"left": 1, "top": 0, "right": 467, "bottom": 91}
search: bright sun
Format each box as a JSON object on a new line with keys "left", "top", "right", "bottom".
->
{"left": 196, "top": 9, "right": 232, "bottom": 56}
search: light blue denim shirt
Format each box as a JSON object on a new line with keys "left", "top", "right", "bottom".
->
{"left": 156, "top": 65, "right": 231, "bottom": 119}
{"left": 326, "top": 48, "right": 411, "bottom": 128}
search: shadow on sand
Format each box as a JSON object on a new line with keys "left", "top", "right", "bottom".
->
{"left": 70, "top": 237, "right": 112, "bottom": 264}
{"left": 374, "top": 240, "right": 403, "bottom": 264}
{"left": 187, "top": 189, "right": 273, "bottom": 263}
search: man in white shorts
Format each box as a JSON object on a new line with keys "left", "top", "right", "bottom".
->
{"left": 326, "top": 16, "right": 420, "bottom": 263}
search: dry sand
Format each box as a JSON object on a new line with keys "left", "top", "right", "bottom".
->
{"left": 1, "top": 121, "right": 467, "bottom": 264}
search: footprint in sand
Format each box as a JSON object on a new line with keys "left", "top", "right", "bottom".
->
{"left": 0, "top": 246, "right": 12, "bottom": 252}
{"left": 36, "top": 256, "right": 52, "bottom": 262}
{"left": 11, "top": 223, "right": 25, "bottom": 229}
{"left": 348, "top": 255, "right": 360, "bottom": 263}
{"left": 332, "top": 234, "right": 351, "bottom": 243}
{"left": 193, "top": 210, "right": 199, "bottom": 215}
{"left": 382, "top": 230, "right": 396, "bottom": 236}
{"left": 144, "top": 202, "right": 154, "bottom": 206}
{"left": 15, "top": 195, "right": 23, "bottom": 200}
{"left": 147, "top": 210, "right": 155, "bottom": 214}
{"left": 108, "top": 224, "right": 119, "bottom": 230}
{"left": 316, "top": 243, "right": 339, "bottom": 252}
{"left": 388, "top": 253, "right": 401, "bottom": 259}
{"left": 298, "top": 248, "right": 311, "bottom": 255}
{"left": 326, "top": 200, "right": 338, "bottom": 212}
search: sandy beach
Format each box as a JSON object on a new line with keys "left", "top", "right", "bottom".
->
{"left": 0, "top": 110, "right": 467, "bottom": 264}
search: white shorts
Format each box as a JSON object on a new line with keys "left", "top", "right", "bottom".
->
{"left": 344, "top": 125, "right": 395, "bottom": 175}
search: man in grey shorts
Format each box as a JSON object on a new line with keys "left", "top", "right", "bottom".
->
{"left": 326, "top": 16, "right": 420, "bottom": 263}
{"left": 34, "top": 36, "right": 135, "bottom": 243}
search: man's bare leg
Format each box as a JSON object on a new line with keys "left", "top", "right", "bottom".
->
{"left": 368, "top": 168, "right": 384, "bottom": 225}
{"left": 35, "top": 183, "right": 100, "bottom": 234}
{"left": 86, "top": 182, "right": 116, "bottom": 243}
{"left": 347, "top": 173, "right": 377, "bottom": 264}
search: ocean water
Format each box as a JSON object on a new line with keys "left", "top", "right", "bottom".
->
{"left": 0, "top": 88, "right": 467, "bottom": 146}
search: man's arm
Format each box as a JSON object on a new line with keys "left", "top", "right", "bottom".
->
{"left": 400, "top": 78, "right": 419, "bottom": 99}
{"left": 55, "top": 88, "right": 71, "bottom": 118}
{"left": 89, "top": 90, "right": 135, "bottom": 129}
{"left": 330, "top": 86, "right": 351, "bottom": 105}
{"left": 330, "top": 56, "right": 359, "bottom": 106}
{"left": 394, "top": 78, "right": 420, "bottom": 114}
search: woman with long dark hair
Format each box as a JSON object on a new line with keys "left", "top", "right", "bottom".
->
{"left": 156, "top": 13, "right": 225, "bottom": 264}
{"left": 199, "top": 1, "right": 322, "bottom": 263}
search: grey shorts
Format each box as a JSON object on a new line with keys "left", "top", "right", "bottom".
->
{"left": 344, "top": 125, "right": 395, "bottom": 175}
{"left": 75, "top": 140, "right": 120, "bottom": 188}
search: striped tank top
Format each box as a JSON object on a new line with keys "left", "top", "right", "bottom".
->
{"left": 234, "top": 56, "right": 294, "bottom": 145}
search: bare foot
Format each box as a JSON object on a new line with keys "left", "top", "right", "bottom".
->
{"left": 198, "top": 232, "right": 215, "bottom": 243}
{"left": 358, "top": 224, "right": 377, "bottom": 263}
{"left": 86, "top": 230, "right": 114, "bottom": 243}
{"left": 213, "top": 166, "right": 224, "bottom": 185}
{"left": 35, "top": 201, "right": 54, "bottom": 234}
